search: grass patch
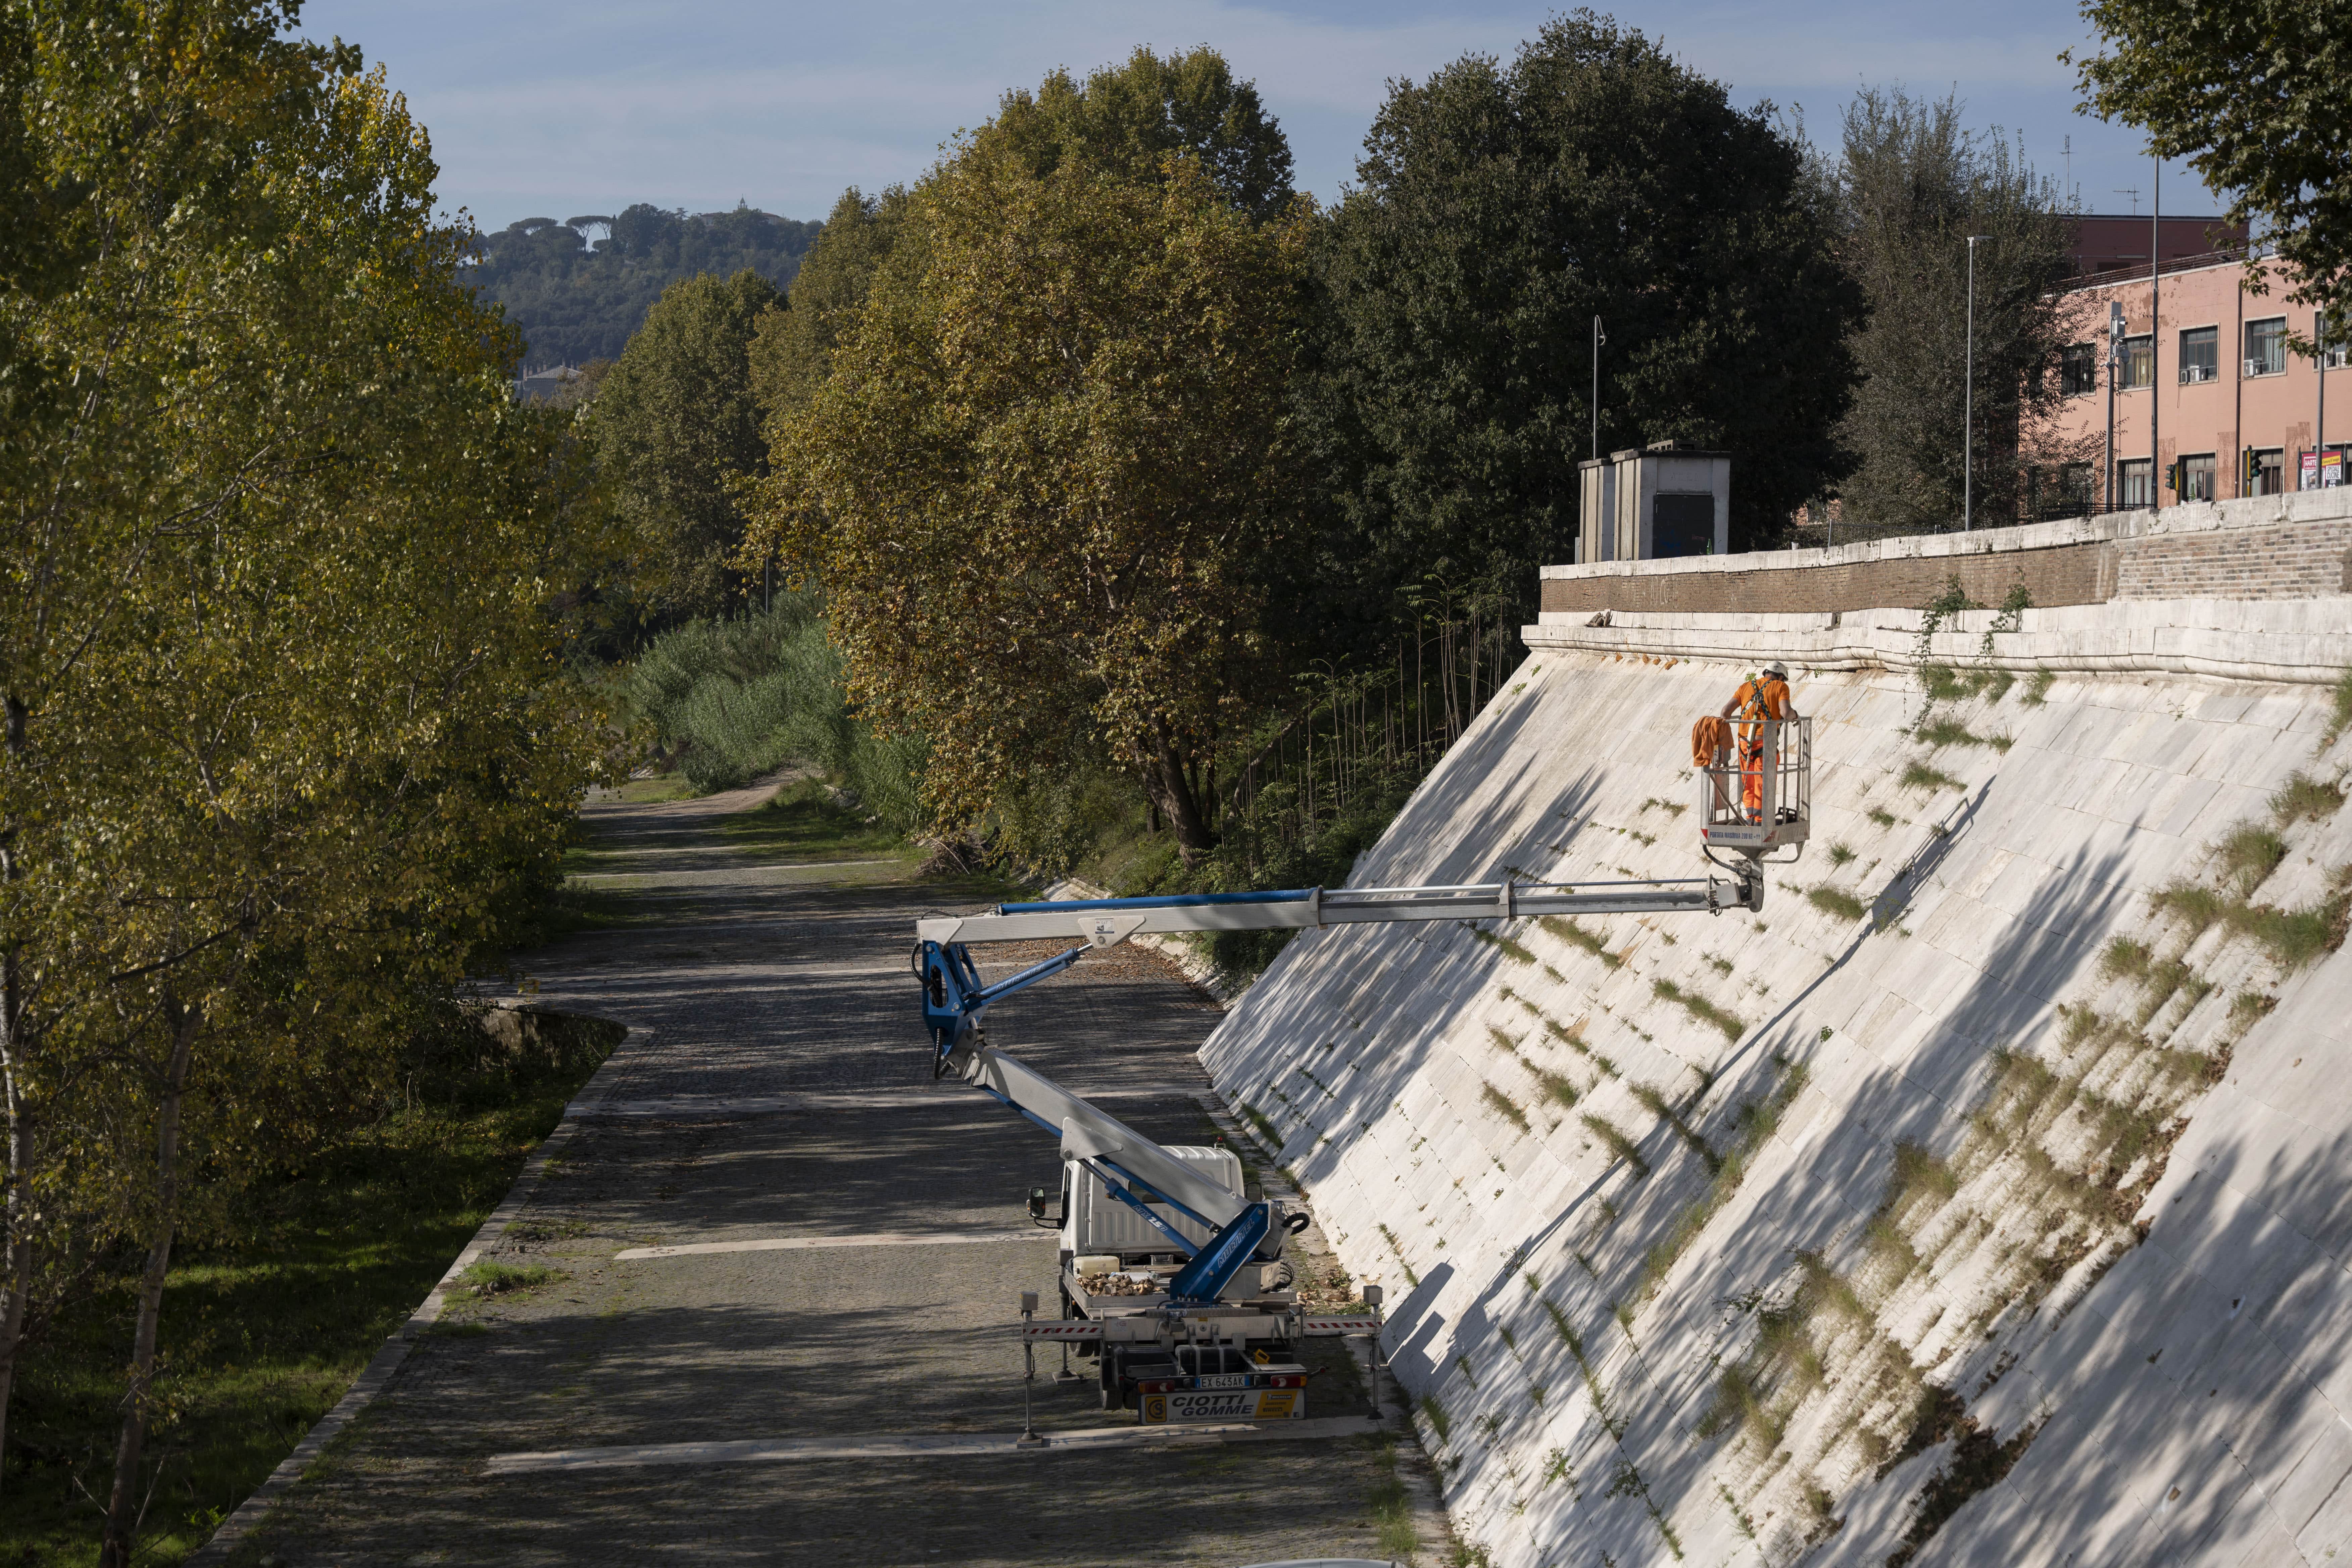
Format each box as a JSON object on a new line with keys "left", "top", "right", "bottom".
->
{"left": 1916, "top": 717, "right": 2010, "bottom": 752}
{"left": 1468, "top": 926, "right": 1537, "bottom": 965}
{"left": 1481, "top": 1082, "right": 1532, "bottom": 1134}
{"left": 2231, "top": 990, "right": 2278, "bottom": 1025}
{"left": 1828, "top": 842, "right": 1857, "bottom": 867}
{"left": 2272, "top": 771, "right": 2346, "bottom": 824}
{"left": 1542, "top": 1017, "right": 1618, "bottom": 1078}
{"left": 1534, "top": 1069, "right": 1580, "bottom": 1110}
{"left": 1238, "top": 1102, "right": 1284, "bottom": 1150}
{"left": 1653, "top": 978, "right": 1744, "bottom": 1041}
{"left": 1538, "top": 915, "right": 1622, "bottom": 969}
{"left": 1636, "top": 1065, "right": 1808, "bottom": 1304}
{"left": 1641, "top": 797, "right": 1689, "bottom": 817}
{"left": 1418, "top": 1392, "right": 1452, "bottom": 1443}
{"left": 1900, "top": 760, "right": 1964, "bottom": 794}
{"left": 1630, "top": 1083, "right": 1717, "bottom": 1172}
{"left": 1807, "top": 886, "right": 1868, "bottom": 921}
{"left": 1867, "top": 806, "right": 1898, "bottom": 827}
{"left": 2334, "top": 668, "right": 2352, "bottom": 739}
{"left": 1365, "top": 1438, "right": 1418, "bottom": 1558}
{"left": 2, "top": 1018, "right": 615, "bottom": 1566}
{"left": 2024, "top": 668, "right": 2055, "bottom": 705}
{"left": 454, "top": 1259, "right": 560, "bottom": 1299}
{"left": 720, "top": 777, "right": 911, "bottom": 862}
{"left": 1376, "top": 1223, "right": 1421, "bottom": 1288}
{"left": 2099, "top": 936, "right": 2152, "bottom": 979}
{"left": 2216, "top": 824, "right": 2289, "bottom": 897}
{"left": 2152, "top": 879, "right": 2351, "bottom": 969}
{"left": 1581, "top": 1114, "right": 1652, "bottom": 1178}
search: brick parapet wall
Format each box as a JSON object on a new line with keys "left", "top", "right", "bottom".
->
{"left": 1537, "top": 491, "right": 2352, "bottom": 617}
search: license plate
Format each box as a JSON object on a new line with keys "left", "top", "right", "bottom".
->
{"left": 1197, "top": 1373, "right": 1248, "bottom": 1390}
{"left": 1141, "top": 1389, "right": 1304, "bottom": 1424}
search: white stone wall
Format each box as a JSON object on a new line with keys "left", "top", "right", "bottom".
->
{"left": 1201, "top": 598, "right": 2352, "bottom": 1567}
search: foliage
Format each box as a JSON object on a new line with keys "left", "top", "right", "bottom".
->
{"left": 625, "top": 596, "right": 924, "bottom": 825}
{"left": 0, "top": 8, "right": 613, "bottom": 1557}
{"left": 589, "top": 268, "right": 781, "bottom": 627}
{"left": 748, "top": 186, "right": 914, "bottom": 426}
{"left": 0, "top": 1006, "right": 610, "bottom": 1565}
{"left": 469, "top": 203, "right": 818, "bottom": 368}
{"left": 1296, "top": 7, "right": 1863, "bottom": 648}
{"left": 980, "top": 46, "right": 1295, "bottom": 222}
{"left": 2072, "top": 0, "right": 2352, "bottom": 331}
{"left": 754, "top": 101, "right": 1316, "bottom": 858}
{"left": 1833, "top": 88, "right": 2090, "bottom": 531}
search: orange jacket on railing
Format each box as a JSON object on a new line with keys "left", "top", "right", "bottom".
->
{"left": 1690, "top": 714, "right": 1731, "bottom": 768}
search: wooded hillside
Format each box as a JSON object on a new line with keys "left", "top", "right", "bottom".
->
{"left": 471, "top": 203, "right": 820, "bottom": 368}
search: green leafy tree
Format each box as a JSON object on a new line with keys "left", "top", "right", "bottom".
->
{"left": 984, "top": 45, "right": 1295, "bottom": 220}
{"left": 590, "top": 267, "right": 781, "bottom": 627}
{"left": 1834, "top": 88, "right": 2091, "bottom": 532}
{"left": 2072, "top": 0, "right": 2352, "bottom": 326}
{"left": 1299, "top": 9, "right": 1861, "bottom": 638}
{"left": 754, "top": 141, "right": 1314, "bottom": 859}
{"left": 0, "top": 7, "right": 611, "bottom": 1557}
{"left": 470, "top": 202, "right": 819, "bottom": 367}
{"left": 748, "top": 185, "right": 914, "bottom": 424}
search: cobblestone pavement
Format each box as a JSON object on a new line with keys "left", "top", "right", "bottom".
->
{"left": 240, "top": 780, "right": 1437, "bottom": 1567}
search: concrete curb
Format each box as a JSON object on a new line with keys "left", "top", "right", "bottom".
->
{"left": 183, "top": 1025, "right": 647, "bottom": 1567}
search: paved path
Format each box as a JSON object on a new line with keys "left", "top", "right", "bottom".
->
{"left": 241, "top": 778, "right": 1441, "bottom": 1567}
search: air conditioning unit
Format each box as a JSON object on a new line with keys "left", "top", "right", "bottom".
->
{"left": 2183, "top": 364, "right": 2212, "bottom": 383}
{"left": 2246, "top": 358, "right": 2274, "bottom": 377}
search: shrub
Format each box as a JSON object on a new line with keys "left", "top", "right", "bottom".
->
{"left": 2271, "top": 772, "right": 2346, "bottom": 825}
{"left": 1808, "top": 886, "right": 1868, "bottom": 921}
{"left": 1900, "top": 760, "right": 1963, "bottom": 793}
{"left": 2216, "top": 824, "right": 2288, "bottom": 896}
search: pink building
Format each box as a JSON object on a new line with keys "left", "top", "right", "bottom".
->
{"left": 2050, "top": 252, "right": 2349, "bottom": 511}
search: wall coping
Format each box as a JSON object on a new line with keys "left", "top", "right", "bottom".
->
{"left": 1538, "top": 488, "right": 2352, "bottom": 583}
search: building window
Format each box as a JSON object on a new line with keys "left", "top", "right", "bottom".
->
{"left": 2325, "top": 313, "right": 2349, "bottom": 370}
{"left": 2060, "top": 343, "right": 2097, "bottom": 396}
{"left": 2169, "top": 453, "right": 2217, "bottom": 502}
{"left": 2119, "top": 457, "right": 2153, "bottom": 507}
{"left": 2245, "top": 448, "right": 2285, "bottom": 496}
{"left": 2245, "top": 316, "right": 2288, "bottom": 377}
{"left": 2121, "top": 334, "right": 2154, "bottom": 388}
{"left": 2179, "top": 326, "right": 2218, "bottom": 383}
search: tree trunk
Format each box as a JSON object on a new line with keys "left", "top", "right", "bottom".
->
{"left": 0, "top": 692, "right": 28, "bottom": 1493}
{"left": 98, "top": 1000, "right": 199, "bottom": 1568}
{"left": 0, "top": 942, "right": 29, "bottom": 1499}
{"left": 1146, "top": 724, "right": 1216, "bottom": 862}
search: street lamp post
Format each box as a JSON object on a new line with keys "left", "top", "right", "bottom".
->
{"left": 2106, "top": 302, "right": 2124, "bottom": 512}
{"left": 1591, "top": 315, "right": 1606, "bottom": 461}
{"left": 1965, "top": 236, "right": 1988, "bottom": 531}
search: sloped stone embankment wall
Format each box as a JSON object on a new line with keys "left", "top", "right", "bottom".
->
{"left": 1202, "top": 571, "right": 2352, "bottom": 1566}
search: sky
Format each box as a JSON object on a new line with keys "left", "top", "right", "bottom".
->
{"left": 296, "top": 0, "right": 2221, "bottom": 234}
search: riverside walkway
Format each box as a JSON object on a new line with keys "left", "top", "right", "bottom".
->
{"left": 235, "top": 777, "right": 1436, "bottom": 1566}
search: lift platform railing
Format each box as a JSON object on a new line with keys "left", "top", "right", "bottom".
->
{"left": 1698, "top": 716, "right": 1811, "bottom": 856}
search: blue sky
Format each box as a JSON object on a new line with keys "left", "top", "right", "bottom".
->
{"left": 297, "top": 0, "right": 2219, "bottom": 233}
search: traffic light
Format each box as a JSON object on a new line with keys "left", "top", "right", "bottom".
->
{"left": 2244, "top": 449, "right": 2262, "bottom": 490}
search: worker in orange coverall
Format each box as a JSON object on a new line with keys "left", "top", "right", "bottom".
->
{"left": 1718, "top": 660, "right": 1798, "bottom": 821}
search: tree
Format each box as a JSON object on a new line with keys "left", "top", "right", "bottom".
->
{"left": 1298, "top": 9, "right": 1861, "bottom": 638}
{"left": 753, "top": 145, "right": 1314, "bottom": 860}
{"left": 748, "top": 185, "right": 914, "bottom": 424}
{"left": 0, "top": 6, "right": 609, "bottom": 1556}
{"left": 1833, "top": 89, "right": 2090, "bottom": 532}
{"left": 590, "top": 268, "right": 780, "bottom": 626}
{"left": 469, "top": 203, "right": 820, "bottom": 367}
{"left": 2073, "top": 0, "right": 2352, "bottom": 327}
{"left": 983, "top": 45, "right": 1295, "bottom": 220}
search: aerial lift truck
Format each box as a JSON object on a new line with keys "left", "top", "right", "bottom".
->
{"left": 910, "top": 718, "right": 1809, "bottom": 1424}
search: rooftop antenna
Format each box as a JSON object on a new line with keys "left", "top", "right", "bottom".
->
{"left": 2064, "top": 135, "right": 2072, "bottom": 208}
{"left": 2113, "top": 186, "right": 2140, "bottom": 216}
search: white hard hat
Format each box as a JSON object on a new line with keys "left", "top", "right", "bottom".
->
{"left": 1763, "top": 660, "right": 1788, "bottom": 678}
